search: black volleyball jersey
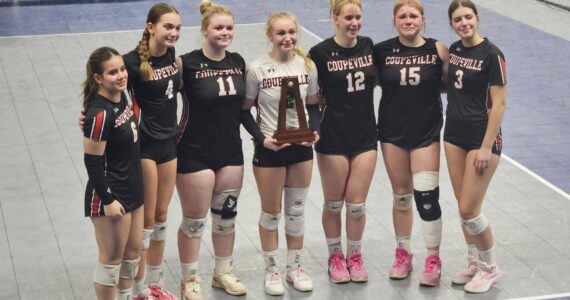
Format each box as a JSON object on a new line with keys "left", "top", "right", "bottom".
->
{"left": 309, "top": 36, "right": 378, "bottom": 154}
{"left": 123, "top": 47, "right": 181, "bottom": 141}
{"left": 446, "top": 38, "right": 506, "bottom": 125}
{"left": 83, "top": 93, "right": 143, "bottom": 211}
{"left": 177, "top": 49, "right": 246, "bottom": 159}
{"left": 374, "top": 37, "right": 443, "bottom": 148}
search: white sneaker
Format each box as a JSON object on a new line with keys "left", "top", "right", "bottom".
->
{"left": 181, "top": 275, "right": 203, "bottom": 300}
{"left": 464, "top": 263, "right": 502, "bottom": 293}
{"left": 286, "top": 267, "right": 313, "bottom": 292}
{"left": 212, "top": 270, "right": 247, "bottom": 296}
{"left": 264, "top": 267, "right": 285, "bottom": 296}
{"left": 452, "top": 256, "right": 478, "bottom": 285}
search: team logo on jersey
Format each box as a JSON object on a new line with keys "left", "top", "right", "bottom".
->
{"left": 456, "top": 47, "right": 461, "bottom": 52}
{"left": 267, "top": 67, "right": 275, "bottom": 73}
{"left": 331, "top": 51, "right": 339, "bottom": 57}
{"left": 113, "top": 107, "right": 119, "bottom": 113}
{"left": 200, "top": 63, "right": 209, "bottom": 68}
{"left": 393, "top": 48, "right": 400, "bottom": 53}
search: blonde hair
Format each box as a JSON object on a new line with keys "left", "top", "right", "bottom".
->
{"left": 265, "top": 11, "right": 313, "bottom": 70}
{"left": 199, "top": 0, "right": 233, "bottom": 32}
{"left": 137, "top": 3, "right": 179, "bottom": 81}
{"left": 82, "top": 47, "right": 121, "bottom": 109}
{"left": 329, "top": 0, "right": 362, "bottom": 17}
{"left": 393, "top": 0, "right": 424, "bottom": 17}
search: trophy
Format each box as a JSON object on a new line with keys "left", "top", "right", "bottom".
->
{"left": 273, "top": 77, "right": 315, "bottom": 145}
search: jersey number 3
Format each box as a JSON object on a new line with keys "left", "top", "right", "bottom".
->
{"left": 217, "top": 77, "right": 237, "bottom": 96}
{"left": 454, "top": 70, "right": 464, "bottom": 89}
{"left": 346, "top": 71, "right": 365, "bottom": 93}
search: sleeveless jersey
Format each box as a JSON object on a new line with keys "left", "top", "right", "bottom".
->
{"left": 446, "top": 38, "right": 507, "bottom": 126}
{"left": 123, "top": 47, "right": 181, "bottom": 141}
{"left": 177, "top": 49, "right": 246, "bottom": 160}
{"left": 373, "top": 37, "right": 443, "bottom": 149}
{"left": 245, "top": 53, "right": 318, "bottom": 138}
{"left": 83, "top": 93, "right": 143, "bottom": 215}
{"left": 308, "top": 36, "right": 378, "bottom": 154}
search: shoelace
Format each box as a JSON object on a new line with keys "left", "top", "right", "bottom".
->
{"left": 395, "top": 250, "right": 409, "bottom": 265}
{"left": 221, "top": 272, "right": 240, "bottom": 283}
{"left": 347, "top": 254, "right": 363, "bottom": 270}
{"left": 291, "top": 267, "right": 309, "bottom": 280}
{"left": 268, "top": 272, "right": 281, "bottom": 283}
{"left": 330, "top": 255, "right": 345, "bottom": 271}
{"left": 425, "top": 257, "right": 440, "bottom": 273}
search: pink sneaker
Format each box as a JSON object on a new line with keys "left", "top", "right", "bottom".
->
{"left": 389, "top": 247, "right": 413, "bottom": 279}
{"left": 327, "top": 253, "right": 350, "bottom": 283}
{"left": 419, "top": 255, "right": 442, "bottom": 286}
{"left": 149, "top": 286, "right": 178, "bottom": 300}
{"left": 464, "top": 263, "right": 502, "bottom": 293}
{"left": 451, "top": 256, "right": 478, "bottom": 285}
{"left": 346, "top": 252, "right": 368, "bottom": 282}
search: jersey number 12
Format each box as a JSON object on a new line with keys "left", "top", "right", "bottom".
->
{"left": 346, "top": 71, "right": 365, "bottom": 93}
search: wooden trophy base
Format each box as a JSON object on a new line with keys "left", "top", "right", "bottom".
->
{"left": 273, "top": 128, "right": 315, "bottom": 145}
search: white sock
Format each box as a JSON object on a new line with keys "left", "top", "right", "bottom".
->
{"left": 132, "top": 279, "right": 149, "bottom": 297}
{"left": 214, "top": 256, "right": 233, "bottom": 273}
{"left": 117, "top": 288, "right": 132, "bottom": 300}
{"left": 427, "top": 249, "right": 439, "bottom": 256}
{"left": 181, "top": 261, "right": 199, "bottom": 281}
{"left": 264, "top": 249, "right": 279, "bottom": 270}
{"left": 286, "top": 249, "right": 302, "bottom": 270}
{"left": 396, "top": 235, "right": 412, "bottom": 252}
{"left": 467, "top": 243, "right": 478, "bottom": 259}
{"left": 347, "top": 239, "right": 361, "bottom": 255}
{"left": 147, "top": 263, "right": 163, "bottom": 286}
{"left": 326, "top": 237, "right": 342, "bottom": 256}
{"left": 478, "top": 247, "right": 497, "bottom": 267}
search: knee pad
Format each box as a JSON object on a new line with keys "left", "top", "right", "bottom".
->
{"left": 180, "top": 217, "right": 206, "bottom": 238}
{"left": 346, "top": 202, "right": 366, "bottom": 218}
{"left": 142, "top": 228, "right": 152, "bottom": 250}
{"left": 323, "top": 199, "right": 344, "bottom": 214}
{"left": 284, "top": 187, "right": 308, "bottom": 237}
{"left": 119, "top": 257, "right": 140, "bottom": 280}
{"left": 211, "top": 189, "right": 240, "bottom": 219}
{"left": 413, "top": 171, "right": 441, "bottom": 221}
{"left": 93, "top": 262, "right": 120, "bottom": 287}
{"left": 259, "top": 212, "right": 281, "bottom": 231}
{"left": 150, "top": 222, "right": 167, "bottom": 242}
{"left": 462, "top": 213, "right": 489, "bottom": 236}
{"left": 211, "top": 214, "right": 235, "bottom": 235}
{"left": 393, "top": 194, "right": 413, "bottom": 211}
{"left": 211, "top": 189, "right": 240, "bottom": 235}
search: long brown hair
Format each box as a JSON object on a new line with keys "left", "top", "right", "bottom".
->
{"left": 448, "top": 0, "right": 478, "bottom": 21}
{"left": 82, "top": 47, "right": 121, "bottom": 109}
{"left": 137, "top": 2, "right": 179, "bottom": 81}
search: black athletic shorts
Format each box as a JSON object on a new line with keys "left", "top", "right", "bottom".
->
{"left": 140, "top": 137, "right": 177, "bottom": 164}
{"left": 444, "top": 120, "right": 502, "bottom": 156}
{"left": 253, "top": 144, "right": 313, "bottom": 167}
{"left": 177, "top": 149, "right": 244, "bottom": 173}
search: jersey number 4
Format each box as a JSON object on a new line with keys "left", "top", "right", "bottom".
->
{"left": 217, "top": 77, "right": 237, "bottom": 96}
{"left": 346, "top": 71, "right": 365, "bottom": 93}
{"left": 399, "top": 67, "right": 420, "bottom": 86}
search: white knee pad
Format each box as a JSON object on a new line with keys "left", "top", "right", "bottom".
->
{"left": 413, "top": 171, "right": 439, "bottom": 191}
{"left": 180, "top": 217, "right": 206, "bottom": 238}
{"left": 119, "top": 257, "right": 141, "bottom": 280}
{"left": 93, "top": 262, "right": 120, "bottom": 287}
{"left": 420, "top": 218, "right": 443, "bottom": 249}
{"left": 259, "top": 212, "right": 281, "bottom": 231}
{"left": 323, "top": 199, "right": 344, "bottom": 214}
{"left": 346, "top": 202, "right": 366, "bottom": 218}
{"left": 393, "top": 193, "right": 413, "bottom": 211}
{"left": 142, "top": 228, "right": 152, "bottom": 250}
{"left": 211, "top": 189, "right": 240, "bottom": 219}
{"left": 462, "top": 213, "right": 489, "bottom": 236}
{"left": 150, "top": 222, "right": 167, "bottom": 242}
{"left": 211, "top": 214, "right": 235, "bottom": 235}
{"left": 211, "top": 189, "right": 240, "bottom": 235}
{"left": 284, "top": 187, "right": 308, "bottom": 237}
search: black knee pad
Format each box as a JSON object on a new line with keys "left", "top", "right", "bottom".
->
{"left": 413, "top": 187, "right": 441, "bottom": 221}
